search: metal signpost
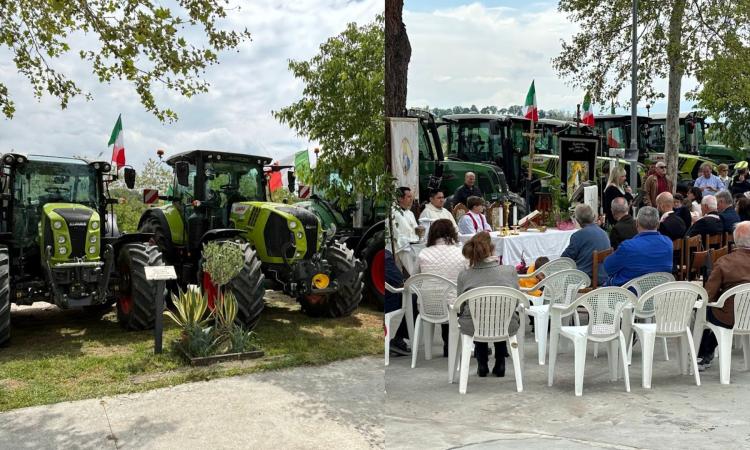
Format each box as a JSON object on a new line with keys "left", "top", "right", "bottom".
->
{"left": 144, "top": 265, "right": 178, "bottom": 354}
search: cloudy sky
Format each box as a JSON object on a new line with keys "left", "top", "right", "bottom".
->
{"left": 0, "top": 0, "right": 381, "bottom": 169}
{"left": 404, "top": 0, "right": 697, "bottom": 115}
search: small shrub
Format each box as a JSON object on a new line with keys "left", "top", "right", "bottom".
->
{"left": 202, "top": 241, "right": 244, "bottom": 287}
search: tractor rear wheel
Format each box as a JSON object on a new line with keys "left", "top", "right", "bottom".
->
{"left": 0, "top": 246, "right": 10, "bottom": 347}
{"left": 299, "top": 241, "right": 363, "bottom": 318}
{"left": 225, "top": 242, "right": 265, "bottom": 330}
{"left": 140, "top": 216, "right": 174, "bottom": 263}
{"left": 116, "top": 243, "right": 167, "bottom": 331}
{"left": 361, "top": 231, "right": 384, "bottom": 306}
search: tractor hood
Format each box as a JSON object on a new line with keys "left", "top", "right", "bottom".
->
{"left": 41, "top": 203, "right": 101, "bottom": 263}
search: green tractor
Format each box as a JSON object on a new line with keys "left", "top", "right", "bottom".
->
{"left": 137, "top": 150, "right": 364, "bottom": 321}
{"left": 0, "top": 154, "right": 167, "bottom": 347}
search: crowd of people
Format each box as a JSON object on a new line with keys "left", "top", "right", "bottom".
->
{"left": 386, "top": 161, "right": 750, "bottom": 375}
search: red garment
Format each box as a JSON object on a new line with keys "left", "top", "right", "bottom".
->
{"left": 656, "top": 175, "right": 669, "bottom": 195}
{"left": 467, "top": 212, "right": 488, "bottom": 232}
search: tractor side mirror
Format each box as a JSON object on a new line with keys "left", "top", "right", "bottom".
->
{"left": 287, "top": 171, "right": 296, "bottom": 194}
{"left": 175, "top": 161, "right": 190, "bottom": 187}
{"left": 123, "top": 167, "right": 136, "bottom": 189}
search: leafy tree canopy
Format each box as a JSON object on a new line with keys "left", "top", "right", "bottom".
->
{"left": 425, "top": 104, "right": 575, "bottom": 121}
{"left": 0, "top": 0, "right": 251, "bottom": 121}
{"left": 274, "top": 16, "right": 385, "bottom": 208}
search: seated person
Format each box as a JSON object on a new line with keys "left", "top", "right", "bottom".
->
{"left": 419, "top": 189, "right": 458, "bottom": 229}
{"left": 672, "top": 193, "right": 693, "bottom": 232}
{"left": 561, "top": 204, "right": 610, "bottom": 286}
{"left": 603, "top": 206, "right": 673, "bottom": 286}
{"left": 519, "top": 256, "right": 549, "bottom": 297}
{"left": 608, "top": 197, "right": 637, "bottom": 249}
{"left": 716, "top": 190, "right": 740, "bottom": 233}
{"left": 697, "top": 221, "right": 750, "bottom": 370}
{"left": 686, "top": 195, "right": 724, "bottom": 240}
{"left": 385, "top": 249, "right": 410, "bottom": 356}
{"left": 656, "top": 192, "right": 687, "bottom": 241}
{"left": 457, "top": 196, "right": 492, "bottom": 235}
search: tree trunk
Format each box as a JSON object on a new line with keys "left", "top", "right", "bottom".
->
{"left": 385, "top": 0, "right": 411, "bottom": 173}
{"left": 664, "top": 0, "right": 687, "bottom": 190}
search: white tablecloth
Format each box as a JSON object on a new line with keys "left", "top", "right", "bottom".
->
{"left": 457, "top": 228, "right": 577, "bottom": 267}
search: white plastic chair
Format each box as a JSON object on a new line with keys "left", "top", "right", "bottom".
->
{"left": 405, "top": 274, "right": 457, "bottom": 369}
{"left": 519, "top": 269, "right": 591, "bottom": 365}
{"left": 631, "top": 282, "right": 708, "bottom": 389}
{"left": 452, "top": 286, "right": 525, "bottom": 394}
{"left": 622, "top": 272, "right": 675, "bottom": 364}
{"left": 701, "top": 283, "right": 750, "bottom": 384}
{"left": 385, "top": 282, "right": 405, "bottom": 367}
{"left": 548, "top": 287, "right": 635, "bottom": 396}
{"left": 517, "top": 257, "right": 577, "bottom": 292}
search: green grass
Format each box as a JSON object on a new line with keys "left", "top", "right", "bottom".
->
{"left": 0, "top": 294, "right": 382, "bottom": 412}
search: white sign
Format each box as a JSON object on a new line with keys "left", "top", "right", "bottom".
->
{"left": 144, "top": 265, "right": 177, "bottom": 281}
{"left": 390, "top": 117, "right": 419, "bottom": 201}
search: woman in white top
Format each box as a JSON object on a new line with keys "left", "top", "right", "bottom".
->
{"left": 419, "top": 189, "right": 458, "bottom": 228}
{"left": 417, "top": 218, "right": 465, "bottom": 357}
{"left": 457, "top": 196, "right": 492, "bottom": 235}
{"left": 688, "top": 186, "right": 703, "bottom": 223}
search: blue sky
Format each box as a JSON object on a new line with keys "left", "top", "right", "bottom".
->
{"left": 0, "top": 0, "right": 381, "bottom": 169}
{"left": 404, "top": 1, "right": 697, "bottom": 116}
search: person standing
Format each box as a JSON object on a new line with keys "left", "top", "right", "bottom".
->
{"left": 656, "top": 192, "right": 687, "bottom": 241}
{"left": 456, "top": 232, "right": 519, "bottom": 378}
{"left": 561, "top": 204, "right": 611, "bottom": 286}
{"left": 609, "top": 197, "right": 638, "bottom": 249}
{"left": 453, "top": 172, "right": 483, "bottom": 207}
{"left": 694, "top": 163, "right": 725, "bottom": 196}
{"left": 716, "top": 191, "right": 741, "bottom": 233}
{"left": 420, "top": 189, "right": 458, "bottom": 229}
{"left": 643, "top": 162, "right": 673, "bottom": 208}
{"left": 718, "top": 164, "right": 732, "bottom": 191}
{"left": 387, "top": 187, "right": 420, "bottom": 275}
{"left": 603, "top": 167, "right": 634, "bottom": 225}
{"left": 458, "top": 196, "right": 492, "bottom": 235}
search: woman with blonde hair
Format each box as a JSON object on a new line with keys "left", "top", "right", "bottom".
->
{"left": 456, "top": 232, "right": 519, "bottom": 378}
{"left": 603, "top": 166, "right": 634, "bottom": 225}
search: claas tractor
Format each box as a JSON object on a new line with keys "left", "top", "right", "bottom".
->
{"left": 0, "top": 154, "right": 167, "bottom": 347}
{"left": 137, "top": 150, "right": 364, "bottom": 322}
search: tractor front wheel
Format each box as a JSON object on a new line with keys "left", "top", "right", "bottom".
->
{"left": 225, "top": 242, "right": 265, "bottom": 331}
{"left": 298, "top": 241, "right": 364, "bottom": 318}
{"left": 361, "top": 231, "right": 384, "bottom": 307}
{"left": 116, "top": 243, "right": 167, "bottom": 331}
{"left": 0, "top": 246, "right": 10, "bottom": 347}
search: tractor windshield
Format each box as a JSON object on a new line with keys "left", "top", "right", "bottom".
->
{"left": 204, "top": 160, "right": 265, "bottom": 204}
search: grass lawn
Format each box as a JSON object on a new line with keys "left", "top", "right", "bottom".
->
{"left": 0, "top": 292, "right": 382, "bottom": 412}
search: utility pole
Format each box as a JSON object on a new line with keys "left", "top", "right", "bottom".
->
{"left": 628, "top": 0, "right": 639, "bottom": 189}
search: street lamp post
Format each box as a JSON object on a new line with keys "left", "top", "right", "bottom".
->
{"left": 628, "top": 0, "right": 639, "bottom": 190}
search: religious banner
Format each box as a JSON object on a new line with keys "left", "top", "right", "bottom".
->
{"left": 389, "top": 117, "right": 419, "bottom": 201}
{"left": 558, "top": 135, "right": 599, "bottom": 199}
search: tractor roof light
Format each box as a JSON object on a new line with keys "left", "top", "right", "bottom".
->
{"left": 91, "top": 221, "right": 99, "bottom": 230}
{"left": 103, "top": 163, "right": 111, "bottom": 172}
{"left": 58, "top": 247, "right": 67, "bottom": 255}
{"left": 288, "top": 221, "right": 297, "bottom": 229}
{"left": 53, "top": 221, "right": 63, "bottom": 230}
{"left": 296, "top": 232, "right": 303, "bottom": 240}
{"left": 57, "top": 236, "right": 65, "bottom": 244}
{"left": 89, "top": 246, "right": 96, "bottom": 254}
{"left": 3, "top": 155, "right": 13, "bottom": 164}
{"left": 93, "top": 162, "right": 101, "bottom": 170}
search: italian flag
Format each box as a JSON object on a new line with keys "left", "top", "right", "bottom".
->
{"left": 108, "top": 114, "right": 126, "bottom": 167}
{"left": 522, "top": 80, "right": 538, "bottom": 122}
{"left": 582, "top": 92, "right": 594, "bottom": 126}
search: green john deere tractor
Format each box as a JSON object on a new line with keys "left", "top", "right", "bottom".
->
{"left": 137, "top": 150, "right": 364, "bottom": 321}
{"left": 0, "top": 154, "right": 167, "bottom": 347}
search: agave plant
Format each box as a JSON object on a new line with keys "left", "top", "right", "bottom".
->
{"left": 214, "top": 290, "right": 238, "bottom": 332}
{"left": 164, "top": 287, "right": 210, "bottom": 329}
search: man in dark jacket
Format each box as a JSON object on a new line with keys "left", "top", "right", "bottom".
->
{"left": 656, "top": 192, "right": 686, "bottom": 240}
{"left": 453, "top": 172, "right": 483, "bottom": 207}
{"left": 609, "top": 197, "right": 637, "bottom": 249}
{"left": 687, "top": 196, "right": 724, "bottom": 238}
{"left": 716, "top": 190, "right": 741, "bottom": 233}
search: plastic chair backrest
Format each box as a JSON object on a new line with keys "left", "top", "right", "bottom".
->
{"left": 622, "top": 272, "right": 675, "bottom": 315}
{"left": 714, "top": 283, "right": 750, "bottom": 333}
{"left": 535, "top": 257, "right": 577, "bottom": 278}
{"left": 573, "top": 287, "right": 636, "bottom": 340}
{"left": 403, "top": 273, "right": 456, "bottom": 323}
{"left": 535, "top": 269, "right": 591, "bottom": 307}
{"left": 638, "top": 282, "right": 708, "bottom": 334}
{"left": 385, "top": 282, "right": 403, "bottom": 294}
{"left": 454, "top": 286, "right": 525, "bottom": 340}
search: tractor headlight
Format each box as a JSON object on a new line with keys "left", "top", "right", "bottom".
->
{"left": 58, "top": 246, "right": 66, "bottom": 255}
{"left": 91, "top": 221, "right": 99, "bottom": 230}
{"left": 89, "top": 246, "right": 96, "bottom": 254}
{"left": 288, "top": 221, "right": 297, "bottom": 229}
{"left": 295, "top": 252, "right": 301, "bottom": 258}
{"left": 16, "top": 156, "right": 23, "bottom": 163}
{"left": 94, "top": 162, "right": 101, "bottom": 170}
{"left": 3, "top": 155, "right": 13, "bottom": 164}
{"left": 296, "top": 232, "right": 303, "bottom": 240}
{"left": 90, "top": 235, "right": 97, "bottom": 243}
{"left": 53, "top": 220, "right": 63, "bottom": 230}
{"left": 57, "top": 236, "right": 65, "bottom": 244}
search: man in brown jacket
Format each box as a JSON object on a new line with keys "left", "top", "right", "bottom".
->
{"left": 697, "top": 221, "right": 750, "bottom": 370}
{"left": 643, "top": 162, "right": 673, "bottom": 207}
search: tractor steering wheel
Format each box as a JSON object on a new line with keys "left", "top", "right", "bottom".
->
{"left": 45, "top": 187, "right": 70, "bottom": 194}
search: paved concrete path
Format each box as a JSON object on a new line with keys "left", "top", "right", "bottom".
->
{"left": 386, "top": 337, "right": 750, "bottom": 449}
{"left": 0, "top": 357, "right": 384, "bottom": 449}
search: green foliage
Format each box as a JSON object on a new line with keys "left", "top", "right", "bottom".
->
{"left": 427, "top": 105, "right": 574, "bottom": 120}
{"left": 270, "top": 187, "right": 299, "bottom": 204}
{"left": 547, "top": 177, "right": 571, "bottom": 225}
{"left": 201, "top": 241, "right": 243, "bottom": 287}
{"left": 214, "top": 290, "right": 238, "bottom": 333}
{"left": 227, "top": 325, "right": 260, "bottom": 354}
{"left": 164, "top": 287, "right": 210, "bottom": 329}
{"left": 0, "top": 1, "right": 251, "bottom": 121}
{"left": 274, "top": 16, "right": 385, "bottom": 208}
{"left": 181, "top": 325, "right": 222, "bottom": 358}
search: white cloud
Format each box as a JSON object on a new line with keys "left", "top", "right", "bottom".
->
{"left": 405, "top": 2, "right": 698, "bottom": 115}
{"left": 0, "top": 0, "right": 381, "bottom": 169}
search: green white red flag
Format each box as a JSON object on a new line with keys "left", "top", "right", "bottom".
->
{"left": 522, "top": 80, "right": 538, "bottom": 122}
{"left": 108, "top": 115, "right": 126, "bottom": 167}
{"left": 582, "top": 92, "right": 594, "bottom": 126}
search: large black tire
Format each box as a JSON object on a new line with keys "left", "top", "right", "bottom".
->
{"left": 116, "top": 243, "right": 167, "bottom": 331}
{"left": 299, "top": 241, "right": 364, "bottom": 318}
{"left": 225, "top": 242, "right": 265, "bottom": 331}
{"left": 360, "top": 231, "right": 384, "bottom": 307}
{"left": 140, "top": 216, "right": 174, "bottom": 263}
{"left": 0, "top": 246, "right": 10, "bottom": 347}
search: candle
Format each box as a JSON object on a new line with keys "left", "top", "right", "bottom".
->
{"left": 513, "top": 205, "right": 517, "bottom": 225}
{"left": 499, "top": 206, "right": 503, "bottom": 228}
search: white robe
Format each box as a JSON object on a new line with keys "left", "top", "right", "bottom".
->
{"left": 419, "top": 203, "right": 458, "bottom": 228}
{"left": 458, "top": 211, "right": 492, "bottom": 235}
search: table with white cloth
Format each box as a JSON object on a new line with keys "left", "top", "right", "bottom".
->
{"left": 457, "top": 228, "right": 577, "bottom": 266}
